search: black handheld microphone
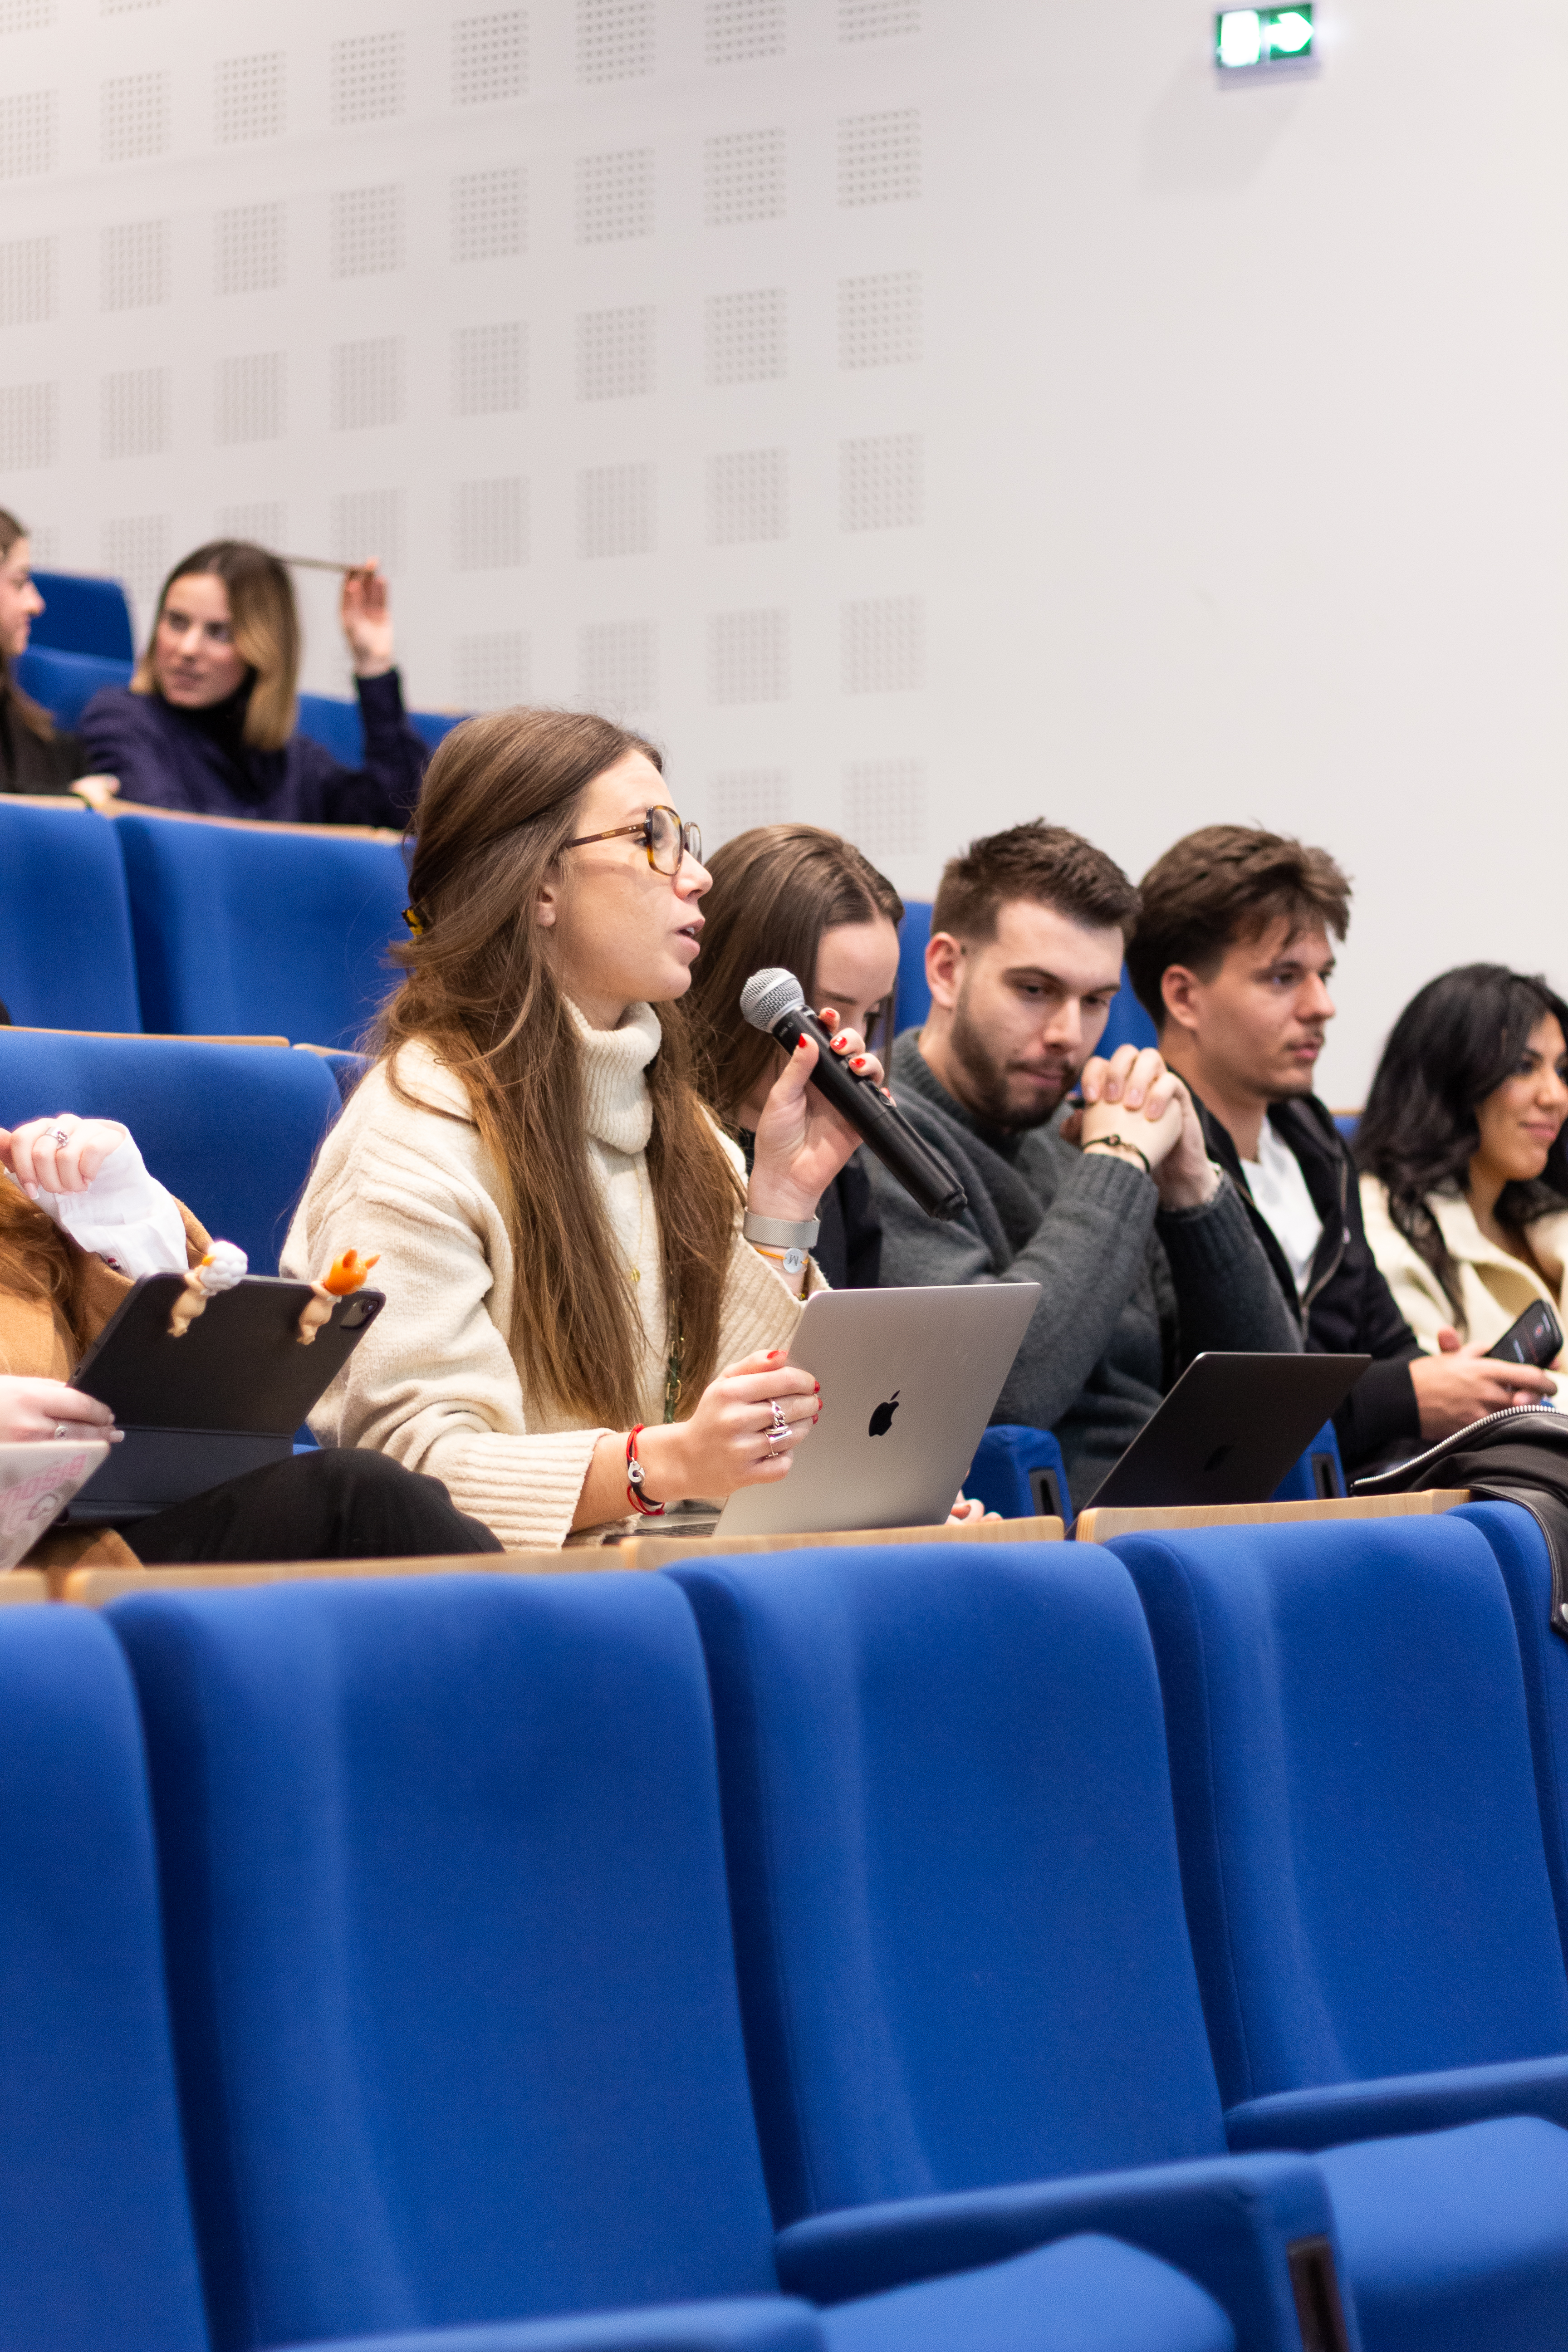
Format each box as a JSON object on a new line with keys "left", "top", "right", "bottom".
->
{"left": 740, "top": 968, "right": 968, "bottom": 1223}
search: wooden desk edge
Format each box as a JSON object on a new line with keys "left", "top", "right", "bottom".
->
{"left": 59, "top": 1515, "right": 1065, "bottom": 1602}
{"left": 1074, "top": 1490, "right": 1473, "bottom": 1544}
{"left": 618, "top": 1514, "right": 1063, "bottom": 1568}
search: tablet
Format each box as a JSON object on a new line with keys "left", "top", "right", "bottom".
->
{"left": 64, "top": 1273, "right": 385, "bottom": 1522}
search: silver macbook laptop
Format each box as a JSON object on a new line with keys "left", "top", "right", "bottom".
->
{"left": 698, "top": 1282, "right": 1041, "bottom": 1541}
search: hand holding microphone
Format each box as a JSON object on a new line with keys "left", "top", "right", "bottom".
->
{"left": 741, "top": 969, "right": 967, "bottom": 1223}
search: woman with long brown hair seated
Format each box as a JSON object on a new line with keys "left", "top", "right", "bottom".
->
{"left": 78, "top": 538, "right": 427, "bottom": 825}
{"left": 284, "top": 710, "right": 887, "bottom": 1547}
{"left": 686, "top": 823, "right": 902, "bottom": 1289}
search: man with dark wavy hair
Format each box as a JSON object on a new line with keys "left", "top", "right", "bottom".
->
{"left": 871, "top": 818, "right": 1299, "bottom": 1504}
{"left": 1129, "top": 824, "right": 1553, "bottom": 1470}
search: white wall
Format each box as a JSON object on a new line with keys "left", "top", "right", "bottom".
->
{"left": 2, "top": 0, "right": 1560, "bottom": 1096}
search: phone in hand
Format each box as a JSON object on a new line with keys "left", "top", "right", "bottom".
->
{"left": 1486, "top": 1299, "right": 1564, "bottom": 1370}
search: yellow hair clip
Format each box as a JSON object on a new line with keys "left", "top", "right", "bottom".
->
{"left": 402, "top": 905, "right": 426, "bottom": 938}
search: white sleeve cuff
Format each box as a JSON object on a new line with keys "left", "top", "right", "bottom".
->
{"left": 40, "top": 1136, "right": 190, "bottom": 1278}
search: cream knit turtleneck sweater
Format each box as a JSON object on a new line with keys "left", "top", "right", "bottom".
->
{"left": 281, "top": 1001, "right": 820, "bottom": 1549}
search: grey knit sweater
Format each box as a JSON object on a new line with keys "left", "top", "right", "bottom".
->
{"left": 870, "top": 1031, "right": 1303, "bottom": 1504}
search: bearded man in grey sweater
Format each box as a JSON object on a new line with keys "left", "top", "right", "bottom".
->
{"left": 869, "top": 820, "right": 1301, "bottom": 1504}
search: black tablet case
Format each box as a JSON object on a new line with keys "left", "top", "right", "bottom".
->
{"left": 65, "top": 1273, "right": 385, "bottom": 1521}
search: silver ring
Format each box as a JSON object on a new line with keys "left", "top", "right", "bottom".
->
{"left": 52, "top": 1423, "right": 68, "bottom": 1441}
{"left": 48, "top": 1128, "right": 70, "bottom": 1147}
{"left": 766, "top": 1398, "right": 789, "bottom": 1441}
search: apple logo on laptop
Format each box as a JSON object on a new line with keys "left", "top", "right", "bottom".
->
{"left": 867, "top": 1391, "right": 900, "bottom": 1438}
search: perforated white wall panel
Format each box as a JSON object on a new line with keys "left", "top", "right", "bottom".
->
{"left": 7, "top": 0, "right": 1566, "bottom": 1096}
{"left": 0, "top": 0, "right": 936, "bottom": 899}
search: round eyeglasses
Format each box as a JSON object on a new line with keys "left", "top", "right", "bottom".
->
{"left": 563, "top": 804, "right": 703, "bottom": 877}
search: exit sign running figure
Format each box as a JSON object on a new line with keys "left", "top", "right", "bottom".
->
{"left": 1215, "top": 7, "right": 1314, "bottom": 69}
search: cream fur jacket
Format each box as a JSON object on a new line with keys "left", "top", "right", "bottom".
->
{"left": 282, "top": 1003, "right": 820, "bottom": 1549}
{"left": 1360, "top": 1174, "right": 1568, "bottom": 1364}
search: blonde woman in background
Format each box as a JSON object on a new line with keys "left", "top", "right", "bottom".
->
{"left": 1357, "top": 964, "right": 1568, "bottom": 1368}
{"left": 78, "top": 538, "right": 428, "bottom": 825}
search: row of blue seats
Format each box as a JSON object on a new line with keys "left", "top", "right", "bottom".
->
{"left": 1, "top": 794, "right": 1154, "bottom": 1068}
{"left": 0, "top": 796, "right": 411, "bottom": 1048}
{"left": 6, "top": 1504, "right": 1568, "bottom": 2350}
{"left": 0, "top": 1022, "right": 1342, "bottom": 1514}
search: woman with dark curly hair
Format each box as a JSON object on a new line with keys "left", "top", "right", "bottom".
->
{"left": 1357, "top": 964, "right": 1568, "bottom": 1362}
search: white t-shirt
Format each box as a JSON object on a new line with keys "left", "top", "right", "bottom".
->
{"left": 1241, "top": 1118, "right": 1324, "bottom": 1300}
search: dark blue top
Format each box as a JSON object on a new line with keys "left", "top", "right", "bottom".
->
{"left": 78, "top": 670, "right": 427, "bottom": 827}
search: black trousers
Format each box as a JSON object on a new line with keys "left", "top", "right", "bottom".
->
{"left": 125, "top": 1449, "right": 505, "bottom": 1566}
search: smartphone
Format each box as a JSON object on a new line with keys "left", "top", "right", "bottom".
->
{"left": 1486, "top": 1299, "right": 1564, "bottom": 1370}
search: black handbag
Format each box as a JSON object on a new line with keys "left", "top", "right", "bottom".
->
{"left": 1356, "top": 1406, "right": 1568, "bottom": 1639}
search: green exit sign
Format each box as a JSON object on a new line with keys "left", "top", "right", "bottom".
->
{"left": 1215, "top": 7, "right": 1314, "bottom": 69}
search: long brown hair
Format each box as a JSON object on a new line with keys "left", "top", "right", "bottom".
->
{"left": 378, "top": 707, "right": 742, "bottom": 1428}
{"left": 687, "top": 823, "right": 903, "bottom": 1122}
{"left": 0, "top": 1180, "right": 85, "bottom": 1343}
{"left": 0, "top": 508, "right": 57, "bottom": 745}
{"left": 132, "top": 540, "right": 300, "bottom": 752}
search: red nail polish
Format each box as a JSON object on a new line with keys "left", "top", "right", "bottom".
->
{"left": 851, "top": 1056, "right": 867, "bottom": 1070}
{"left": 796, "top": 1036, "right": 809, "bottom": 1051}
{"left": 833, "top": 1034, "right": 849, "bottom": 1049}
{"left": 767, "top": 1349, "right": 783, "bottom": 1361}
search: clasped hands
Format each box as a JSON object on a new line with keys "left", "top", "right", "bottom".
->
{"left": 1064, "top": 1044, "right": 1220, "bottom": 1211}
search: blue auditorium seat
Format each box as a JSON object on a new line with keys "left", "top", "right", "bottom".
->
{"left": 0, "top": 1607, "right": 207, "bottom": 2352}
{"left": 0, "top": 798, "right": 142, "bottom": 1029}
{"left": 965, "top": 1424, "right": 1072, "bottom": 1521}
{"left": 1110, "top": 1516, "right": 1568, "bottom": 2131}
{"left": 14, "top": 644, "right": 133, "bottom": 727}
{"left": 1455, "top": 1501, "right": 1568, "bottom": 1960}
{"left": 1100, "top": 976, "right": 1159, "bottom": 1058}
{"left": 1111, "top": 1513, "right": 1568, "bottom": 2342}
{"left": 293, "top": 1043, "right": 372, "bottom": 1104}
{"left": 296, "top": 691, "right": 465, "bottom": 766}
{"left": 1269, "top": 1418, "right": 1345, "bottom": 1501}
{"left": 0, "top": 1028, "right": 342, "bottom": 1272}
{"left": 107, "top": 1573, "right": 1233, "bottom": 2352}
{"left": 674, "top": 1540, "right": 1568, "bottom": 2352}
{"left": 113, "top": 809, "right": 410, "bottom": 1049}
{"left": 895, "top": 902, "right": 932, "bottom": 1031}
{"left": 27, "top": 568, "right": 136, "bottom": 661}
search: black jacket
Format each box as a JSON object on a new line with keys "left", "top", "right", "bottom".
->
{"left": 1194, "top": 1091, "right": 1421, "bottom": 1471}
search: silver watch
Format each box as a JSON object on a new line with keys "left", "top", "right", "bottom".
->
{"left": 743, "top": 1208, "right": 821, "bottom": 1250}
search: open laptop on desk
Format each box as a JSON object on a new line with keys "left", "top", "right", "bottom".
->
{"left": 663, "top": 1283, "right": 1041, "bottom": 1543}
{"left": 1078, "top": 1351, "right": 1372, "bottom": 1514}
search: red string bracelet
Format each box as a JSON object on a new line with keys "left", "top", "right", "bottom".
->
{"left": 625, "top": 1425, "right": 666, "bottom": 1517}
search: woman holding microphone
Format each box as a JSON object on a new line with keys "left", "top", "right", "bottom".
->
{"left": 285, "top": 710, "right": 892, "bottom": 1547}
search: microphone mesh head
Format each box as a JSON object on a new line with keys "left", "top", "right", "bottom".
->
{"left": 740, "top": 967, "right": 806, "bottom": 1032}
